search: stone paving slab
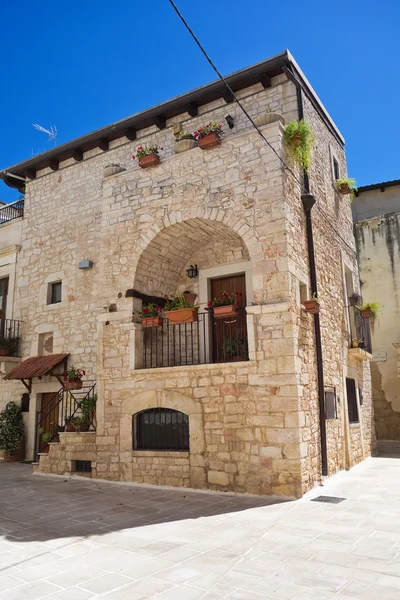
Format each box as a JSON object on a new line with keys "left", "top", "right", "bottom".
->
{"left": 0, "top": 458, "right": 399, "bottom": 598}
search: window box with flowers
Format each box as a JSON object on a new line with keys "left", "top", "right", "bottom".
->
{"left": 132, "top": 144, "right": 162, "bottom": 169}
{"left": 194, "top": 123, "right": 224, "bottom": 150}
{"left": 206, "top": 291, "right": 242, "bottom": 319}
{"left": 164, "top": 294, "right": 199, "bottom": 325}
{"left": 134, "top": 303, "right": 163, "bottom": 328}
{"left": 64, "top": 366, "right": 85, "bottom": 391}
{"left": 174, "top": 131, "right": 197, "bottom": 153}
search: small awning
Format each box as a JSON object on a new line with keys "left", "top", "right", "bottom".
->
{"left": 4, "top": 354, "right": 69, "bottom": 391}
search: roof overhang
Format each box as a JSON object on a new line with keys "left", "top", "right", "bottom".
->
{"left": 356, "top": 179, "right": 400, "bottom": 195}
{"left": 4, "top": 353, "right": 69, "bottom": 392}
{"left": 0, "top": 50, "right": 344, "bottom": 190}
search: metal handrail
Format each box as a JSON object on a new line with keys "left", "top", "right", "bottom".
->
{"left": 0, "top": 198, "right": 24, "bottom": 224}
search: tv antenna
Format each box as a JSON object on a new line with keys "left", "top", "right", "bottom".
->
{"left": 32, "top": 123, "right": 58, "bottom": 146}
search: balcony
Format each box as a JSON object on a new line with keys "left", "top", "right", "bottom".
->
{"left": 141, "top": 309, "right": 248, "bottom": 369}
{"left": 0, "top": 319, "right": 22, "bottom": 357}
{"left": 0, "top": 198, "right": 24, "bottom": 224}
{"left": 348, "top": 305, "right": 373, "bottom": 358}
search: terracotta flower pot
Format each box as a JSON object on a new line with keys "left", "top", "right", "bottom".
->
{"left": 339, "top": 183, "right": 351, "bottom": 195}
{"left": 3, "top": 441, "right": 25, "bottom": 462}
{"left": 213, "top": 305, "right": 237, "bottom": 319}
{"left": 166, "top": 307, "right": 199, "bottom": 325}
{"left": 139, "top": 154, "right": 160, "bottom": 169}
{"left": 64, "top": 380, "right": 83, "bottom": 391}
{"left": 361, "top": 308, "right": 372, "bottom": 318}
{"left": 183, "top": 292, "right": 197, "bottom": 307}
{"left": 199, "top": 132, "right": 221, "bottom": 150}
{"left": 141, "top": 316, "right": 163, "bottom": 328}
{"left": 65, "top": 422, "right": 74, "bottom": 432}
{"left": 0, "top": 349, "right": 9, "bottom": 357}
{"left": 174, "top": 139, "right": 197, "bottom": 153}
{"left": 254, "top": 112, "right": 285, "bottom": 127}
{"left": 302, "top": 300, "right": 320, "bottom": 314}
{"left": 79, "top": 423, "right": 90, "bottom": 432}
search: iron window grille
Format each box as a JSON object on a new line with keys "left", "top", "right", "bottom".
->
{"left": 134, "top": 408, "right": 189, "bottom": 451}
{"left": 75, "top": 460, "right": 91, "bottom": 473}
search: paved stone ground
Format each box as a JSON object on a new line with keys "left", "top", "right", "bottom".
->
{"left": 0, "top": 458, "right": 400, "bottom": 599}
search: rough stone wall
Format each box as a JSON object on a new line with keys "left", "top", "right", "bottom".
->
{"left": 13, "top": 70, "right": 372, "bottom": 495}
{"left": 354, "top": 208, "right": 400, "bottom": 440}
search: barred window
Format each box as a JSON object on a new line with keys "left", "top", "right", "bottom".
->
{"left": 133, "top": 408, "right": 189, "bottom": 451}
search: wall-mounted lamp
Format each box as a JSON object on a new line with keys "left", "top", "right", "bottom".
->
{"left": 225, "top": 114, "right": 234, "bottom": 129}
{"left": 78, "top": 260, "right": 93, "bottom": 270}
{"left": 186, "top": 264, "right": 198, "bottom": 279}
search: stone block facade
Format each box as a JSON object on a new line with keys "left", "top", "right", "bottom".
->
{"left": 1, "top": 53, "right": 374, "bottom": 495}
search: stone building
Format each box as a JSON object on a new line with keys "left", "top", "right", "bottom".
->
{"left": 0, "top": 50, "right": 374, "bottom": 496}
{"left": 353, "top": 180, "right": 400, "bottom": 444}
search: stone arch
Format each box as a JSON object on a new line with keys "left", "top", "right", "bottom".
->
{"left": 132, "top": 209, "right": 264, "bottom": 298}
{"left": 120, "top": 389, "right": 206, "bottom": 488}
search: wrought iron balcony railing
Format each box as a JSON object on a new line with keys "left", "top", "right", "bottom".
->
{"left": 0, "top": 198, "right": 24, "bottom": 224}
{"left": 348, "top": 305, "right": 372, "bottom": 354}
{"left": 141, "top": 308, "right": 248, "bottom": 369}
{"left": 0, "top": 318, "right": 22, "bottom": 357}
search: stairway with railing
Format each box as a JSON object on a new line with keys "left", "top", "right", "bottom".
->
{"left": 34, "top": 381, "right": 96, "bottom": 460}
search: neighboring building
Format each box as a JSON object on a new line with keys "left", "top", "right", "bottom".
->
{"left": 0, "top": 50, "right": 374, "bottom": 497}
{"left": 353, "top": 180, "right": 400, "bottom": 441}
{"left": 0, "top": 198, "right": 25, "bottom": 458}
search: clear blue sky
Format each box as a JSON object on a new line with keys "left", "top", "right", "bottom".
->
{"left": 1, "top": 0, "right": 398, "bottom": 202}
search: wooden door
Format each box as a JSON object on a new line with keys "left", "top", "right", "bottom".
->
{"left": 210, "top": 274, "right": 247, "bottom": 362}
{"left": 39, "top": 393, "right": 60, "bottom": 450}
{"left": 0, "top": 278, "right": 8, "bottom": 337}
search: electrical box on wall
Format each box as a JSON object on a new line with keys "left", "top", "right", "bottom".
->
{"left": 78, "top": 260, "right": 93, "bottom": 270}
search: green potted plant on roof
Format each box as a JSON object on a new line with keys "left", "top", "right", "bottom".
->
{"left": 164, "top": 294, "right": 199, "bottom": 325}
{"left": 64, "top": 366, "right": 85, "bottom": 391}
{"left": 336, "top": 177, "right": 357, "bottom": 200}
{"left": 255, "top": 108, "right": 285, "bottom": 127}
{"left": 0, "top": 402, "right": 25, "bottom": 462}
{"left": 173, "top": 130, "right": 197, "bottom": 153}
{"left": 194, "top": 123, "right": 224, "bottom": 150}
{"left": 134, "top": 303, "right": 163, "bottom": 328}
{"left": 104, "top": 163, "right": 125, "bottom": 178}
{"left": 205, "top": 291, "right": 243, "bottom": 319}
{"left": 132, "top": 144, "right": 162, "bottom": 169}
{"left": 284, "top": 119, "right": 315, "bottom": 171}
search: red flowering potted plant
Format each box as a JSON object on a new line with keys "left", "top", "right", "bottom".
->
{"left": 132, "top": 144, "right": 162, "bottom": 169}
{"left": 164, "top": 294, "right": 199, "bottom": 325}
{"left": 194, "top": 122, "right": 224, "bottom": 150}
{"left": 64, "top": 366, "right": 85, "bottom": 391}
{"left": 134, "top": 303, "right": 163, "bottom": 328}
{"left": 174, "top": 130, "right": 197, "bottom": 153}
{"left": 206, "top": 291, "right": 242, "bottom": 319}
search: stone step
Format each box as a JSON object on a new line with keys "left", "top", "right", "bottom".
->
{"left": 376, "top": 440, "right": 400, "bottom": 457}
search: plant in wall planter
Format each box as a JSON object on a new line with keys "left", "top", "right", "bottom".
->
{"left": 336, "top": 177, "right": 357, "bottom": 200}
{"left": 64, "top": 366, "right": 85, "bottom": 390}
{"left": 352, "top": 338, "right": 364, "bottom": 349}
{"left": 194, "top": 122, "right": 224, "bottom": 150}
{"left": 302, "top": 293, "right": 319, "bottom": 314}
{"left": 206, "top": 291, "right": 242, "bottom": 319}
{"left": 164, "top": 294, "right": 199, "bottom": 325}
{"left": 103, "top": 164, "right": 125, "bottom": 178}
{"left": 173, "top": 130, "right": 197, "bottom": 153}
{"left": 0, "top": 402, "right": 25, "bottom": 462}
{"left": 360, "top": 302, "right": 381, "bottom": 322}
{"left": 284, "top": 119, "right": 315, "bottom": 171}
{"left": 71, "top": 416, "right": 90, "bottom": 432}
{"left": 254, "top": 109, "right": 285, "bottom": 127}
{"left": 132, "top": 144, "right": 162, "bottom": 169}
{"left": 134, "top": 303, "right": 163, "bottom": 328}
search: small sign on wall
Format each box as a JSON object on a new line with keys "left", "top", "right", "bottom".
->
{"left": 372, "top": 351, "right": 387, "bottom": 362}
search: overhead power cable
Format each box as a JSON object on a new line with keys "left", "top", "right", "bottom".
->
{"left": 167, "top": 0, "right": 357, "bottom": 257}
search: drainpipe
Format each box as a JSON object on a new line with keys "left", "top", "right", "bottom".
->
{"left": 284, "top": 64, "right": 328, "bottom": 477}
